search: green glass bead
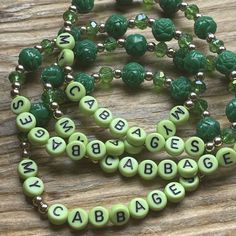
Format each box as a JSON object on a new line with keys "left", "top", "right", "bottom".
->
{"left": 221, "top": 127, "right": 236, "bottom": 144}
{"left": 178, "top": 33, "right": 193, "bottom": 48}
{"left": 86, "top": 140, "right": 106, "bottom": 161}
{"left": 159, "top": 0, "right": 182, "bottom": 15}
{"left": 226, "top": 98, "right": 236, "bottom": 122}
{"left": 124, "top": 140, "right": 143, "bottom": 154}
{"left": 184, "top": 4, "right": 199, "bottom": 20}
{"left": 155, "top": 42, "right": 168, "bottom": 58}
{"left": 72, "top": 0, "right": 94, "bottom": 13}
{"left": 99, "top": 67, "right": 113, "bottom": 84}
{"left": 28, "top": 127, "right": 50, "bottom": 146}
{"left": 18, "top": 159, "right": 38, "bottom": 180}
{"left": 179, "top": 176, "right": 199, "bottom": 192}
{"left": 194, "top": 16, "right": 217, "bottom": 39}
{"left": 156, "top": 119, "right": 176, "bottom": 139}
{"left": 164, "top": 182, "right": 185, "bottom": 203}
{"left": 48, "top": 204, "right": 68, "bottom": 225}
{"left": 206, "top": 55, "right": 216, "bottom": 72}
{"left": 152, "top": 18, "right": 175, "bottom": 42}
{"left": 196, "top": 117, "right": 221, "bottom": 142}
{"left": 119, "top": 156, "right": 138, "bottom": 177}
{"left": 46, "top": 137, "right": 66, "bottom": 156}
{"left": 191, "top": 99, "right": 208, "bottom": 116}
{"left": 100, "top": 155, "right": 120, "bottom": 173}
{"left": 104, "top": 37, "right": 117, "bottom": 52}
{"left": 87, "top": 21, "right": 99, "bottom": 36}
{"left": 41, "top": 64, "right": 65, "bottom": 88}
{"left": 41, "top": 88, "right": 67, "bottom": 105}
{"left": 63, "top": 10, "right": 77, "bottom": 23}
{"left": 170, "top": 76, "right": 192, "bottom": 102}
{"left": 122, "top": 62, "right": 145, "bottom": 87}
{"left": 216, "top": 50, "right": 236, "bottom": 76}
{"left": 40, "top": 39, "right": 55, "bottom": 54}
{"left": 169, "top": 105, "right": 190, "bottom": 126}
{"left": 58, "top": 26, "right": 81, "bottom": 42}
{"left": 105, "top": 140, "right": 125, "bottom": 156}
{"left": 124, "top": 34, "right": 147, "bottom": 57}
{"left": 110, "top": 204, "right": 130, "bottom": 226}
{"left": 18, "top": 48, "right": 42, "bottom": 71}
{"left": 216, "top": 147, "right": 236, "bottom": 167}
{"left": 126, "top": 126, "right": 147, "bottom": 146}
{"left": 29, "top": 102, "right": 51, "bottom": 127}
{"left": 153, "top": 71, "right": 166, "bottom": 92}
{"left": 178, "top": 158, "right": 198, "bottom": 178}
{"left": 94, "top": 108, "right": 113, "bottom": 128}
{"left": 145, "top": 133, "right": 165, "bottom": 153}
{"left": 110, "top": 118, "right": 129, "bottom": 138}
{"left": 228, "top": 79, "right": 236, "bottom": 94}
{"left": 105, "top": 14, "right": 128, "bottom": 39}
{"left": 158, "top": 159, "right": 178, "bottom": 180}
{"left": 89, "top": 206, "right": 109, "bottom": 228}
{"left": 198, "top": 154, "right": 218, "bottom": 175}
{"left": 192, "top": 79, "right": 206, "bottom": 94}
{"left": 116, "top": 0, "right": 133, "bottom": 5}
{"left": 138, "top": 160, "right": 158, "bottom": 180}
{"left": 184, "top": 50, "right": 207, "bottom": 74}
{"left": 16, "top": 112, "right": 36, "bottom": 133}
{"left": 66, "top": 141, "right": 86, "bottom": 161}
{"left": 165, "top": 136, "right": 185, "bottom": 156}
{"left": 128, "top": 198, "right": 149, "bottom": 219}
{"left": 135, "top": 13, "right": 148, "bottom": 29}
{"left": 185, "top": 136, "right": 205, "bottom": 158}
{"left": 11, "top": 96, "right": 31, "bottom": 114}
{"left": 74, "top": 72, "right": 95, "bottom": 95}
{"left": 209, "top": 39, "right": 224, "bottom": 53}
{"left": 79, "top": 96, "right": 99, "bottom": 115}
{"left": 74, "top": 40, "right": 97, "bottom": 65}
{"left": 23, "top": 176, "right": 44, "bottom": 198}
{"left": 8, "top": 71, "right": 26, "bottom": 84}
{"left": 68, "top": 132, "right": 88, "bottom": 146}
{"left": 55, "top": 117, "right": 75, "bottom": 138}
{"left": 68, "top": 208, "right": 88, "bottom": 230}
{"left": 173, "top": 47, "right": 189, "bottom": 72}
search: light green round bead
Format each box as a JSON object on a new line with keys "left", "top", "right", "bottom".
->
{"left": 158, "top": 159, "right": 178, "bottom": 180}
{"left": 100, "top": 155, "right": 120, "bottom": 173}
{"left": 79, "top": 96, "right": 99, "bottom": 115}
{"left": 169, "top": 105, "right": 190, "bottom": 125}
{"left": 119, "top": 156, "right": 138, "bottom": 177}
{"left": 46, "top": 136, "right": 66, "bottom": 156}
{"left": 89, "top": 206, "right": 109, "bottom": 228}
{"left": 68, "top": 132, "right": 88, "bottom": 146}
{"left": 66, "top": 141, "right": 86, "bottom": 161}
{"left": 11, "top": 96, "right": 31, "bottom": 114}
{"left": 28, "top": 127, "right": 49, "bottom": 145}
{"left": 56, "top": 33, "right": 75, "bottom": 50}
{"left": 138, "top": 160, "right": 158, "bottom": 180}
{"left": 128, "top": 198, "right": 149, "bottom": 219}
{"left": 145, "top": 133, "right": 165, "bottom": 153}
{"left": 124, "top": 140, "right": 143, "bottom": 154}
{"left": 18, "top": 159, "right": 38, "bottom": 180}
{"left": 65, "top": 81, "right": 86, "bottom": 102}
{"left": 105, "top": 140, "right": 125, "bottom": 156}
{"left": 216, "top": 147, "right": 236, "bottom": 167}
{"left": 55, "top": 117, "right": 75, "bottom": 138}
{"left": 165, "top": 136, "right": 185, "bottom": 156}
{"left": 164, "top": 182, "right": 185, "bottom": 203}
{"left": 179, "top": 176, "right": 200, "bottom": 192}
{"left": 86, "top": 140, "right": 106, "bottom": 161}
{"left": 109, "top": 118, "right": 129, "bottom": 138}
{"left": 156, "top": 119, "right": 176, "bottom": 139}
{"left": 23, "top": 176, "right": 44, "bottom": 198}
{"left": 185, "top": 136, "right": 205, "bottom": 158}
{"left": 48, "top": 204, "right": 68, "bottom": 225}
{"left": 198, "top": 154, "right": 219, "bottom": 175}
{"left": 109, "top": 204, "right": 130, "bottom": 226}
{"left": 68, "top": 208, "right": 88, "bottom": 230}
{"left": 58, "top": 49, "right": 74, "bottom": 67}
{"left": 126, "top": 126, "right": 147, "bottom": 146}
{"left": 178, "top": 158, "right": 198, "bottom": 178}
{"left": 146, "top": 190, "right": 167, "bottom": 211}
{"left": 94, "top": 108, "right": 113, "bottom": 128}
{"left": 16, "top": 112, "right": 36, "bottom": 132}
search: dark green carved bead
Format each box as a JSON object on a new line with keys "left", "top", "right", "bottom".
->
{"left": 105, "top": 14, "right": 128, "bottom": 39}
{"left": 122, "top": 62, "right": 145, "bottom": 87}
{"left": 170, "top": 76, "right": 192, "bottom": 102}
{"left": 226, "top": 98, "right": 236, "bottom": 122}
{"left": 116, "top": 0, "right": 133, "bottom": 5}
{"left": 41, "top": 64, "right": 65, "bottom": 88}
{"left": 216, "top": 50, "right": 236, "bottom": 76}
{"left": 159, "top": 0, "right": 182, "bottom": 15}
{"left": 74, "top": 40, "right": 97, "bottom": 65}
{"left": 18, "top": 48, "right": 42, "bottom": 71}
{"left": 152, "top": 18, "right": 175, "bottom": 42}
{"left": 124, "top": 34, "right": 147, "bottom": 57}
{"left": 173, "top": 47, "right": 189, "bottom": 72}
{"left": 74, "top": 72, "right": 95, "bottom": 94}
{"left": 194, "top": 16, "right": 217, "bottom": 39}
{"left": 196, "top": 117, "right": 221, "bottom": 142}
{"left": 222, "top": 127, "right": 236, "bottom": 144}
{"left": 184, "top": 50, "right": 207, "bottom": 74}
{"left": 72, "top": 0, "right": 94, "bottom": 13}
{"left": 58, "top": 26, "right": 81, "bottom": 41}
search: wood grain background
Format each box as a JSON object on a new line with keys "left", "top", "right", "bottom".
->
{"left": 0, "top": 0, "right": 236, "bottom": 235}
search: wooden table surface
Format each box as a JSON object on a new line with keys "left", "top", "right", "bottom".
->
{"left": 1, "top": 0, "right": 236, "bottom": 235}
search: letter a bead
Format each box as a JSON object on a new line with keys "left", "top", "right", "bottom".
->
{"left": 119, "top": 156, "right": 139, "bottom": 177}
{"left": 105, "top": 140, "right": 125, "bottom": 156}
{"left": 128, "top": 198, "right": 149, "bottom": 219}
{"left": 46, "top": 137, "right": 66, "bottom": 156}
{"left": 23, "top": 176, "right": 44, "bottom": 197}
{"left": 48, "top": 204, "right": 68, "bottom": 225}
{"left": 16, "top": 112, "right": 36, "bottom": 132}
{"left": 178, "top": 158, "right": 198, "bottom": 178}
{"left": 126, "top": 126, "right": 147, "bottom": 146}
{"left": 164, "top": 182, "right": 185, "bottom": 203}
{"left": 79, "top": 96, "right": 99, "bottom": 115}
{"left": 89, "top": 206, "right": 110, "bottom": 228}
{"left": 58, "top": 49, "right": 74, "bottom": 67}
{"left": 109, "top": 204, "right": 130, "bottom": 226}
{"left": 65, "top": 82, "right": 86, "bottom": 102}
{"left": 55, "top": 117, "right": 75, "bottom": 138}
{"left": 68, "top": 208, "right": 89, "bottom": 230}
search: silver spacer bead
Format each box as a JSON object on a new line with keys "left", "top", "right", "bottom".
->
{"left": 20, "top": 141, "right": 30, "bottom": 149}
{"left": 38, "top": 202, "right": 48, "bottom": 214}
{"left": 195, "top": 71, "right": 205, "bottom": 80}
{"left": 64, "top": 21, "right": 72, "bottom": 28}
{"left": 206, "top": 33, "right": 216, "bottom": 43}
{"left": 114, "top": 69, "right": 122, "bottom": 79}
{"left": 184, "top": 100, "right": 194, "bottom": 109}
{"left": 15, "top": 65, "right": 24, "bottom": 73}
{"left": 11, "top": 88, "right": 20, "bottom": 97}
{"left": 12, "top": 82, "right": 21, "bottom": 90}
{"left": 174, "top": 30, "right": 182, "bottom": 40}
{"left": 92, "top": 73, "right": 101, "bottom": 83}
{"left": 148, "top": 18, "right": 155, "bottom": 27}
{"left": 65, "top": 74, "right": 74, "bottom": 83}
{"left": 33, "top": 196, "right": 43, "bottom": 207}
{"left": 64, "top": 26, "right": 72, "bottom": 33}
{"left": 194, "top": 14, "right": 202, "bottom": 21}
{"left": 231, "top": 122, "right": 236, "bottom": 129}
{"left": 117, "top": 39, "right": 125, "bottom": 48}
{"left": 214, "top": 137, "right": 223, "bottom": 147}
{"left": 80, "top": 26, "right": 87, "bottom": 34}
{"left": 22, "top": 149, "right": 30, "bottom": 158}
{"left": 50, "top": 102, "right": 59, "bottom": 111}
{"left": 188, "top": 43, "right": 196, "bottom": 51}
{"left": 164, "top": 78, "right": 172, "bottom": 88}
{"left": 43, "top": 83, "right": 52, "bottom": 90}
{"left": 205, "top": 142, "right": 215, "bottom": 153}
{"left": 179, "top": 2, "right": 188, "bottom": 11}
{"left": 34, "top": 45, "right": 43, "bottom": 53}
{"left": 166, "top": 48, "right": 175, "bottom": 58}
{"left": 98, "top": 23, "right": 106, "bottom": 33}
{"left": 202, "top": 110, "right": 210, "bottom": 117}
{"left": 53, "top": 110, "right": 64, "bottom": 119}
{"left": 97, "top": 43, "right": 105, "bottom": 53}
{"left": 64, "top": 66, "right": 72, "bottom": 74}
{"left": 145, "top": 71, "right": 154, "bottom": 81}
{"left": 189, "top": 92, "right": 198, "bottom": 101}
{"left": 69, "top": 5, "right": 77, "bottom": 12}
{"left": 128, "top": 19, "right": 135, "bottom": 28}
{"left": 147, "top": 42, "right": 156, "bottom": 52}
{"left": 230, "top": 71, "right": 236, "bottom": 80}
{"left": 218, "top": 46, "right": 226, "bottom": 54}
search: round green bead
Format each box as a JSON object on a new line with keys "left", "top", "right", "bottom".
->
{"left": 226, "top": 98, "right": 236, "bottom": 122}
{"left": 124, "top": 140, "right": 143, "bottom": 154}
{"left": 146, "top": 190, "right": 167, "bottom": 211}
{"left": 89, "top": 206, "right": 109, "bottom": 228}
{"left": 156, "top": 119, "right": 176, "bottom": 139}
{"left": 138, "top": 160, "right": 158, "bottom": 180}
{"left": 28, "top": 127, "right": 49, "bottom": 145}
{"left": 126, "top": 126, "right": 147, "bottom": 146}
{"left": 198, "top": 154, "right": 219, "bottom": 175}
{"left": 192, "top": 79, "right": 206, "bottom": 95}
{"left": 185, "top": 136, "right": 205, "bottom": 158}
{"left": 169, "top": 105, "right": 190, "bottom": 125}
{"left": 164, "top": 182, "right": 185, "bottom": 203}
{"left": 184, "top": 4, "right": 199, "bottom": 20}
{"left": 8, "top": 71, "right": 26, "bottom": 84}
{"left": 159, "top": 0, "right": 182, "bottom": 15}
{"left": 128, "top": 198, "right": 149, "bottom": 219}
{"left": 11, "top": 96, "right": 31, "bottom": 114}
{"left": 94, "top": 108, "right": 113, "bottom": 128}
{"left": 216, "top": 147, "right": 236, "bottom": 167}
{"left": 68, "top": 132, "right": 88, "bottom": 146}
{"left": 152, "top": 18, "right": 175, "bottom": 42}
{"left": 99, "top": 67, "right": 113, "bottom": 84}
{"left": 86, "top": 140, "right": 106, "bottom": 161}
{"left": 72, "top": 0, "right": 94, "bottom": 13}
{"left": 41, "top": 64, "right": 65, "bottom": 88}
{"left": 184, "top": 50, "right": 207, "bottom": 74}
{"left": 145, "top": 133, "right": 165, "bottom": 153}
{"left": 58, "top": 26, "right": 81, "bottom": 42}
{"left": 18, "top": 48, "right": 42, "bottom": 71}
{"left": 173, "top": 47, "right": 189, "bottom": 72}
{"left": 105, "top": 14, "right": 128, "bottom": 39}
{"left": 109, "top": 118, "right": 129, "bottom": 138}
{"left": 124, "top": 34, "right": 147, "bottom": 57}
{"left": 221, "top": 127, "right": 236, "bottom": 144}
{"left": 209, "top": 39, "right": 224, "bottom": 54}
{"left": 104, "top": 37, "right": 117, "bottom": 52}
{"left": 23, "top": 176, "right": 44, "bottom": 198}
{"left": 16, "top": 112, "right": 36, "bottom": 133}
{"left": 119, "top": 156, "right": 138, "bottom": 177}
{"left": 86, "top": 21, "right": 99, "bottom": 36}
{"left": 46, "top": 137, "right": 66, "bottom": 156}
{"left": 18, "top": 159, "right": 38, "bottom": 180}
{"left": 228, "top": 80, "right": 236, "bottom": 94}
{"left": 165, "top": 136, "right": 185, "bottom": 156}
{"left": 178, "top": 158, "right": 198, "bottom": 178}
{"left": 206, "top": 55, "right": 217, "bottom": 72}
{"left": 74, "top": 40, "right": 97, "bottom": 65}
{"left": 68, "top": 208, "right": 88, "bottom": 230}
{"left": 56, "top": 33, "right": 75, "bottom": 50}
{"left": 196, "top": 117, "right": 221, "bottom": 142}
{"left": 158, "top": 159, "right": 178, "bottom": 180}
{"left": 58, "top": 49, "right": 74, "bottom": 67}
{"left": 55, "top": 117, "right": 75, "bottom": 138}
{"left": 65, "top": 81, "right": 86, "bottom": 102}
{"left": 153, "top": 71, "right": 166, "bottom": 92}
{"left": 109, "top": 204, "right": 130, "bottom": 226}
{"left": 100, "top": 155, "right": 120, "bottom": 173}
{"left": 135, "top": 13, "right": 148, "bottom": 29}
{"left": 66, "top": 141, "right": 86, "bottom": 161}
{"left": 105, "top": 140, "right": 125, "bottom": 156}
{"left": 74, "top": 72, "right": 95, "bottom": 95}
{"left": 48, "top": 204, "right": 68, "bottom": 225}
{"left": 179, "top": 176, "right": 199, "bottom": 192}
{"left": 40, "top": 39, "right": 55, "bottom": 54}
{"left": 122, "top": 62, "right": 145, "bottom": 87}
{"left": 79, "top": 96, "right": 99, "bottom": 115}
{"left": 194, "top": 16, "right": 217, "bottom": 40}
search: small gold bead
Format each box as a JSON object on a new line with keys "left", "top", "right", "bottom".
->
{"left": 174, "top": 30, "right": 182, "bottom": 40}
{"left": 65, "top": 74, "right": 74, "bottom": 83}
{"left": 97, "top": 43, "right": 105, "bottom": 53}
{"left": 188, "top": 44, "right": 196, "bottom": 50}
{"left": 50, "top": 102, "right": 59, "bottom": 111}
{"left": 179, "top": 2, "right": 188, "bottom": 11}
{"left": 166, "top": 48, "right": 175, "bottom": 58}
{"left": 164, "top": 78, "right": 172, "bottom": 88}
{"left": 206, "top": 33, "right": 216, "bottom": 43}
{"left": 69, "top": 5, "right": 77, "bottom": 12}
{"left": 148, "top": 18, "right": 155, "bottom": 27}
{"left": 189, "top": 92, "right": 198, "bottom": 101}
{"left": 64, "top": 66, "right": 72, "bottom": 74}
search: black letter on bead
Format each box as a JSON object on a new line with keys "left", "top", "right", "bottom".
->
{"left": 59, "top": 35, "right": 70, "bottom": 44}
{"left": 131, "top": 128, "right": 141, "bottom": 137}
{"left": 99, "top": 110, "right": 110, "bottom": 120}
{"left": 72, "top": 211, "right": 83, "bottom": 223}
{"left": 53, "top": 206, "right": 63, "bottom": 216}
{"left": 223, "top": 152, "right": 233, "bottom": 165}
{"left": 35, "top": 129, "right": 45, "bottom": 138}
{"left": 150, "top": 137, "right": 159, "bottom": 148}
{"left": 52, "top": 139, "right": 62, "bottom": 150}
{"left": 164, "top": 163, "right": 173, "bottom": 174}
{"left": 183, "top": 160, "right": 193, "bottom": 168}
{"left": 72, "top": 145, "right": 80, "bottom": 156}
{"left": 190, "top": 140, "right": 200, "bottom": 153}
{"left": 135, "top": 201, "right": 146, "bottom": 213}
{"left": 163, "top": 125, "right": 173, "bottom": 136}
{"left": 144, "top": 163, "right": 153, "bottom": 175}
{"left": 20, "top": 115, "right": 33, "bottom": 125}
{"left": 114, "top": 120, "right": 125, "bottom": 131}
{"left": 123, "top": 158, "right": 133, "bottom": 170}
{"left": 170, "top": 138, "right": 179, "bottom": 149}
{"left": 84, "top": 99, "right": 95, "bottom": 109}
{"left": 60, "top": 119, "right": 73, "bottom": 133}
{"left": 151, "top": 193, "right": 162, "bottom": 205}
{"left": 13, "top": 99, "right": 24, "bottom": 110}
{"left": 105, "top": 156, "right": 114, "bottom": 166}
{"left": 95, "top": 210, "right": 104, "bottom": 222}
{"left": 116, "top": 211, "right": 125, "bottom": 223}
{"left": 29, "top": 180, "right": 41, "bottom": 188}
{"left": 169, "top": 183, "right": 181, "bottom": 195}
{"left": 91, "top": 143, "right": 101, "bottom": 154}
{"left": 70, "top": 86, "right": 81, "bottom": 96}
{"left": 171, "top": 107, "right": 185, "bottom": 120}
{"left": 21, "top": 161, "right": 35, "bottom": 174}
{"left": 203, "top": 157, "right": 213, "bottom": 169}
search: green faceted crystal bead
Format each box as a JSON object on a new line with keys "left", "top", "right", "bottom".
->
{"left": 159, "top": 0, "right": 182, "bottom": 15}
{"left": 122, "top": 62, "right": 145, "bottom": 87}
{"left": 58, "top": 26, "right": 81, "bottom": 42}
{"left": 178, "top": 33, "right": 193, "bottom": 48}
{"left": 72, "top": 0, "right": 94, "bottom": 13}
{"left": 40, "top": 39, "right": 55, "bottom": 54}
{"left": 8, "top": 71, "right": 26, "bottom": 84}
{"left": 74, "top": 72, "right": 95, "bottom": 94}
{"left": 191, "top": 99, "right": 208, "bottom": 115}
{"left": 41, "top": 88, "right": 67, "bottom": 105}
{"left": 124, "top": 34, "right": 147, "bottom": 57}
{"left": 153, "top": 71, "right": 166, "bottom": 92}
{"left": 152, "top": 18, "right": 175, "bottom": 42}
{"left": 18, "top": 48, "right": 42, "bottom": 71}
{"left": 105, "top": 14, "right": 128, "bottom": 39}
{"left": 135, "top": 13, "right": 148, "bottom": 29}
{"left": 104, "top": 37, "right": 117, "bottom": 52}
{"left": 173, "top": 47, "right": 189, "bottom": 72}
{"left": 209, "top": 39, "right": 224, "bottom": 54}
{"left": 226, "top": 98, "right": 236, "bottom": 122}
{"left": 192, "top": 80, "right": 206, "bottom": 94}
{"left": 99, "top": 67, "right": 113, "bottom": 84}
{"left": 184, "top": 4, "right": 199, "bottom": 20}
{"left": 155, "top": 42, "right": 168, "bottom": 57}
{"left": 222, "top": 127, "right": 236, "bottom": 144}
{"left": 87, "top": 21, "right": 99, "bottom": 36}
{"left": 194, "top": 16, "right": 217, "bottom": 39}
{"left": 63, "top": 10, "right": 77, "bottom": 23}
{"left": 206, "top": 55, "right": 216, "bottom": 72}
{"left": 228, "top": 80, "right": 236, "bottom": 94}
{"left": 196, "top": 117, "right": 221, "bottom": 142}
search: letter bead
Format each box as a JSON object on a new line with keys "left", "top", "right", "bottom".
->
{"left": 216, "top": 147, "right": 236, "bottom": 167}
{"left": 138, "top": 160, "right": 158, "bottom": 180}
{"left": 109, "top": 118, "right": 129, "bottom": 138}
{"left": 198, "top": 154, "right": 219, "bottom": 175}
{"left": 185, "top": 136, "right": 205, "bottom": 158}
{"left": 146, "top": 190, "right": 167, "bottom": 211}
{"left": 55, "top": 117, "right": 75, "bottom": 138}
{"left": 126, "top": 126, "right": 147, "bottom": 146}
{"left": 165, "top": 136, "right": 185, "bottom": 156}
{"left": 145, "top": 133, "right": 165, "bottom": 153}
{"left": 119, "top": 156, "right": 139, "bottom": 177}
{"left": 48, "top": 204, "right": 68, "bottom": 225}
{"left": 66, "top": 141, "right": 86, "bottom": 161}
{"left": 100, "top": 155, "right": 120, "bottom": 173}
{"left": 11, "top": 96, "right": 31, "bottom": 114}
{"left": 124, "top": 140, "right": 143, "bottom": 154}
{"left": 169, "top": 105, "right": 190, "bottom": 125}
{"left": 23, "top": 176, "right": 44, "bottom": 198}
{"left": 68, "top": 208, "right": 89, "bottom": 230}
{"left": 128, "top": 198, "right": 149, "bottom": 219}
{"left": 28, "top": 127, "right": 50, "bottom": 145}
{"left": 109, "top": 204, "right": 130, "bottom": 226}
{"left": 178, "top": 158, "right": 198, "bottom": 178}
{"left": 79, "top": 96, "right": 99, "bottom": 115}
{"left": 65, "top": 82, "right": 86, "bottom": 102}
{"left": 156, "top": 119, "right": 176, "bottom": 139}
{"left": 18, "top": 159, "right": 38, "bottom": 180}
{"left": 158, "top": 159, "right": 178, "bottom": 180}
{"left": 164, "top": 182, "right": 185, "bottom": 203}
{"left": 58, "top": 49, "right": 74, "bottom": 67}
{"left": 89, "top": 206, "right": 109, "bottom": 228}
{"left": 68, "top": 132, "right": 88, "bottom": 146}
{"left": 16, "top": 112, "right": 36, "bottom": 132}
{"left": 46, "top": 137, "right": 66, "bottom": 156}
{"left": 94, "top": 108, "right": 113, "bottom": 128}
{"left": 86, "top": 140, "right": 106, "bottom": 161}
{"left": 56, "top": 32, "right": 75, "bottom": 50}
{"left": 179, "top": 176, "right": 200, "bottom": 192}
{"left": 105, "top": 140, "right": 125, "bottom": 156}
